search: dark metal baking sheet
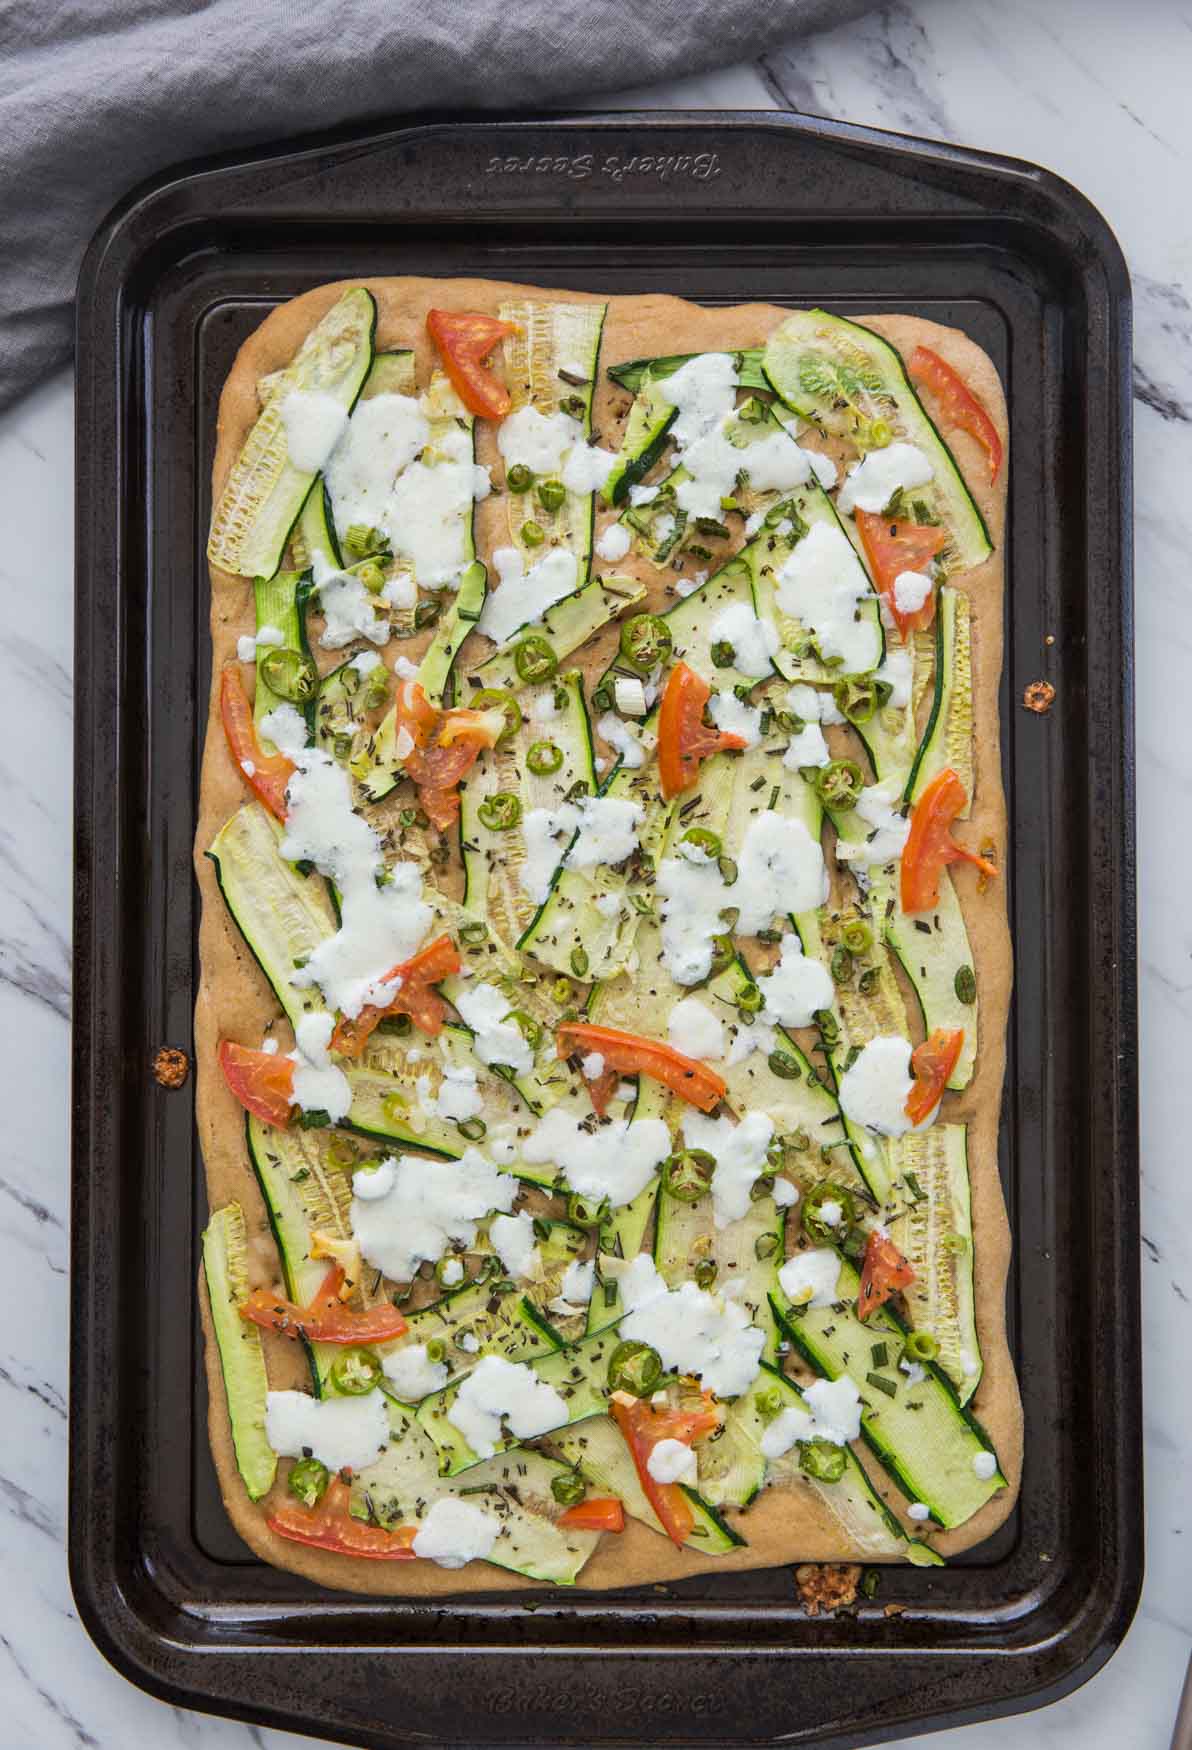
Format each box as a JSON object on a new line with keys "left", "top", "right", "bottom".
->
{"left": 70, "top": 110, "right": 1139, "bottom": 1749}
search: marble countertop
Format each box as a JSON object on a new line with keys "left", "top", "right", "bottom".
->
{"left": 3, "top": 0, "right": 1182, "bottom": 1743}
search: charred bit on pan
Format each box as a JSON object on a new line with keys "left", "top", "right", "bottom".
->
{"left": 153, "top": 1045, "right": 190, "bottom": 1088}
{"left": 794, "top": 1562, "right": 862, "bottom": 1616}
{"left": 1022, "top": 679, "right": 1055, "bottom": 714}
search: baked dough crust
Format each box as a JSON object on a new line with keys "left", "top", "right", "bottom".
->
{"left": 196, "top": 278, "right": 1018, "bottom": 1594}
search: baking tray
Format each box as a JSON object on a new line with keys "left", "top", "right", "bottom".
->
{"left": 70, "top": 110, "right": 1139, "bottom": 1748}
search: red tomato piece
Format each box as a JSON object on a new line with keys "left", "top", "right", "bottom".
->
{"left": 657, "top": 661, "right": 747, "bottom": 800}
{"left": 426, "top": 309, "right": 520, "bottom": 420}
{"left": 218, "top": 1039, "right": 294, "bottom": 1127}
{"left": 240, "top": 1262, "right": 408, "bottom": 1346}
{"left": 267, "top": 1479, "right": 418, "bottom": 1560}
{"left": 557, "top": 1497, "right": 626, "bottom": 1534}
{"left": 900, "top": 767, "right": 999, "bottom": 914}
{"left": 857, "top": 1229, "right": 916, "bottom": 1322}
{"left": 610, "top": 1396, "right": 720, "bottom": 1547}
{"left": 854, "top": 509, "right": 947, "bottom": 642}
{"left": 905, "top": 1028, "right": 965, "bottom": 1127}
{"left": 220, "top": 666, "right": 295, "bottom": 821}
{"left": 331, "top": 933, "right": 462, "bottom": 1058}
{"left": 909, "top": 346, "right": 1003, "bottom": 483}
{"left": 556, "top": 1022, "right": 727, "bottom": 1115}
{"left": 391, "top": 680, "right": 504, "bottom": 832}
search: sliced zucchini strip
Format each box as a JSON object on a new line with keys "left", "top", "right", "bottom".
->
{"left": 552, "top": 1413, "right": 745, "bottom": 1554}
{"left": 762, "top": 309, "right": 992, "bottom": 576}
{"left": 906, "top": 585, "right": 974, "bottom": 806}
{"left": 751, "top": 1363, "right": 942, "bottom": 1563}
{"left": 352, "top": 1402, "right": 602, "bottom": 1585}
{"left": 872, "top": 862, "right": 978, "bottom": 1091}
{"left": 499, "top": 299, "right": 606, "bottom": 570}
{"left": 208, "top": 286, "right": 376, "bottom": 581}
{"left": 771, "top": 1257, "right": 1004, "bottom": 1530}
{"left": 885, "top": 1124, "right": 982, "bottom": 1401}
{"left": 201, "top": 1202, "right": 276, "bottom": 1500}
{"left": 470, "top": 573, "right": 646, "bottom": 693}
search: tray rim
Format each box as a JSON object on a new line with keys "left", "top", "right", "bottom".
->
{"left": 69, "top": 105, "right": 1140, "bottom": 1750}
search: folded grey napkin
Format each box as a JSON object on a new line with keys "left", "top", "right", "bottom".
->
{"left": 0, "top": 0, "right": 869, "bottom": 411}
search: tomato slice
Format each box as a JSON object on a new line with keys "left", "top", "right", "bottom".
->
{"left": 909, "top": 346, "right": 1003, "bottom": 484}
{"left": 610, "top": 1396, "right": 720, "bottom": 1547}
{"left": 557, "top": 1497, "right": 626, "bottom": 1534}
{"left": 218, "top": 1039, "right": 294, "bottom": 1127}
{"left": 267, "top": 1478, "right": 418, "bottom": 1560}
{"left": 900, "top": 766, "right": 998, "bottom": 914}
{"left": 426, "top": 309, "right": 519, "bottom": 420}
{"left": 220, "top": 666, "right": 295, "bottom": 821}
{"left": 240, "top": 1262, "right": 408, "bottom": 1346}
{"left": 854, "top": 509, "right": 947, "bottom": 642}
{"left": 331, "top": 933, "right": 462, "bottom": 1057}
{"left": 392, "top": 680, "right": 504, "bottom": 832}
{"left": 857, "top": 1229, "right": 916, "bottom": 1322}
{"left": 556, "top": 1022, "right": 727, "bottom": 1115}
{"left": 657, "top": 661, "right": 747, "bottom": 800}
{"left": 905, "top": 1028, "right": 964, "bottom": 1127}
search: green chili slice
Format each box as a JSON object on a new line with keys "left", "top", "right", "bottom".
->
{"left": 329, "top": 1346, "right": 383, "bottom": 1396}
{"left": 471, "top": 688, "right": 523, "bottom": 744}
{"left": 737, "top": 982, "right": 763, "bottom": 1016}
{"left": 768, "top": 1050, "right": 801, "bottom": 1081}
{"left": 413, "top": 597, "right": 441, "bottom": 630}
{"left": 832, "top": 674, "right": 883, "bottom": 725}
{"left": 607, "top": 1339, "right": 663, "bottom": 1397}
{"left": 663, "top": 1148, "right": 715, "bottom": 1204}
{"left": 754, "top": 1385, "right": 785, "bottom": 1422}
{"left": 681, "top": 826, "right": 722, "bottom": 860}
{"left": 507, "top": 463, "right": 534, "bottom": 493}
{"left": 505, "top": 1009, "right": 542, "bottom": 1050}
{"left": 566, "top": 1191, "right": 609, "bottom": 1229}
{"left": 527, "top": 739, "right": 563, "bottom": 776}
{"left": 799, "top": 1438, "right": 847, "bottom": 1483}
{"left": 801, "top": 1182, "right": 857, "bottom": 1244}
{"left": 288, "top": 1456, "right": 330, "bottom": 1507}
{"left": 570, "top": 946, "right": 590, "bottom": 978}
{"left": 954, "top": 965, "right": 977, "bottom": 1005}
{"left": 812, "top": 759, "right": 865, "bottom": 810}
{"left": 842, "top": 920, "right": 873, "bottom": 955}
{"left": 830, "top": 945, "right": 853, "bottom": 985}
{"left": 693, "top": 1259, "right": 718, "bottom": 1290}
{"left": 478, "top": 791, "right": 523, "bottom": 831}
{"left": 536, "top": 477, "right": 566, "bottom": 512}
{"left": 903, "top": 1330, "right": 940, "bottom": 1363}
{"left": 514, "top": 635, "right": 558, "bottom": 684}
{"left": 259, "top": 646, "right": 318, "bottom": 704}
{"left": 710, "top": 639, "right": 735, "bottom": 668}
{"left": 520, "top": 520, "right": 546, "bottom": 548}
{"left": 619, "top": 612, "right": 673, "bottom": 674}
{"left": 550, "top": 1469, "right": 586, "bottom": 1507}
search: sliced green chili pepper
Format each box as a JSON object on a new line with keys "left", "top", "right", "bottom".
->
{"left": 425, "top": 1338, "right": 448, "bottom": 1364}
{"left": 717, "top": 856, "right": 738, "bottom": 886}
{"left": 478, "top": 791, "right": 523, "bottom": 831}
{"left": 607, "top": 1339, "right": 662, "bottom": 1397}
{"left": 566, "top": 1191, "right": 608, "bottom": 1229}
{"left": 521, "top": 520, "right": 546, "bottom": 548}
{"left": 329, "top": 1346, "right": 383, "bottom": 1396}
{"left": 663, "top": 1148, "right": 715, "bottom": 1204}
{"left": 801, "top": 1182, "right": 857, "bottom": 1244}
{"left": 505, "top": 1009, "right": 542, "bottom": 1050}
{"left": 550, "top": 1469, "right": 586, "bottom": 1507}
{"left": 619, "top": 612, "right": 673, "bottom": 674}
{"left": 343, "top": 523, "right": 390, "bottom": 561}
{"left": 749, "top": 1173, "right": 776, "bottom": 1203}
{"left": 259, "top": 646, "right": 318, "bottom": 704}
{"left": 455, "top": 1117, "right": 487, "bottom": 1143}
{"left": 536, "top": 477, "right": 566, "bottom": 512}
{"left": 812, "top": 759, "right": 864, "bottom": 810}
{"left": 754, "top": 1232, "right": 780, "bottom": 1260}
{"left": 830, "top": 945, "right": 853, "bottom": 985}
{"left": 832, "top": 674, "right": 883, "bottom": 725}
{"left": 414, "top": 598, "right": 441, "bottom": 630}
{"left": 737, "top": 983, "right": 763, "bottom": 1016}
{"left": 708, "top": 933, "right": 734, "bottom": 978}
{"left": 288, "top": 1456, "right": 330, "bottom": 1507}
{"left": 471, "top": 687, "right": 523, "bottom": 744}
{"left": 710, "top": 639, "right": 735, "bottom": 668}
{"left": 570, "top": 946, "right": 589, "bottom": 978}
{"left": 903, "top": 1330, "right": 940, "bottom": 1363}
{"left": 799, "top": 1438, "right": 847, "bottom": 1483}
{"left": 768, "top": 1050, "right": 801, "bottom": 1081}
{"left": 693, "top": 1259, "right": 718, "bottom": 1290}
{"left": 814, "top": 1007, "right": 839, "bottom": 1046}
{"left": 514, "top": 635, "right": 558, "bottom": 684}
{"left": 507, "top": 462, "right": 534, "bottom": 493}
{"left": 954, "top": 965, "right": 977, "bottom": 1005}
{"left": 681, "top": 826, "right": 722, "bottom": 860}
{"left": 527, "top": 739, "right": 563, "bottom": 776}
{"left": 858, "top": 966, "right": 881, "bottom": 996}
{"left": 842, "top": 920, "right": 873, "bottom": 954}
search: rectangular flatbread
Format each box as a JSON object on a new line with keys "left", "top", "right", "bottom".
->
{"left": 196, "top": 277, "right": 1020, "bottom": 1595}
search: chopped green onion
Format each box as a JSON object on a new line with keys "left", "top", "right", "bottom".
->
{"left": 536, "top": 477, "right": 566, "bottom": 512}
{"left": 866, "top": 1371, "right": 898, "bottom": 1399}
{"left": 798, "top": 1439, "right": 846, "bottom": 1482}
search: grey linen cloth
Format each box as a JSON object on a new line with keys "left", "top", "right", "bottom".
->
{"left": 0, "top": 0, "right": 870, "bottom": 411}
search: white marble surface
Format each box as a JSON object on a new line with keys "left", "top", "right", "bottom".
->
{"left": 0, "top": 0, "right": 1182, "bottom": 1743}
